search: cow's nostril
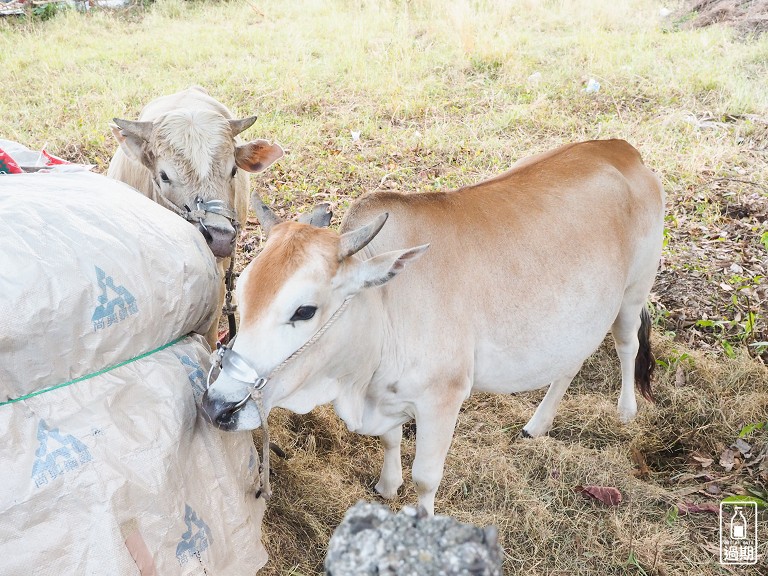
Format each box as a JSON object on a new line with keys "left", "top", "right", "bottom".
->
{"left": 197, "top": 222, "right": 213, "bottom": 243}
{"left": 201, "top": 391, "right": 239, "bottom": 428}
{"left": 202, "top": 225, "right": 236, "bottom": 258}
{"left": 217, "top": 404, "right": 239, "bottom": 425}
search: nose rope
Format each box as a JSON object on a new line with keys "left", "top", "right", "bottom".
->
{"left": 151, "top": 179, "right": 238, "bottom": 224}
{"left": 154, "top": 188, "right": 190, "bottom": 218}
{"left": 253, "top": 391, "right": 271, "bottom": 500}
{"left": 267, "top": 294, "right": 355, "bottom": 382}
{"left": 151, "top": 180, "right": 240, "bottom": 342}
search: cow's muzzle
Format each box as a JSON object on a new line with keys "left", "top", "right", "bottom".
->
{"left": 197, "top": 216, "right": 236, "bottom": 258}
{"left": 183, "top": 198, "right": 239, "bottom": 259}
{"left": 201, "top": 388, "right": 254, "bottom": 430}
{"left": 202, "top": 339, "right": 267, "bottom": 431}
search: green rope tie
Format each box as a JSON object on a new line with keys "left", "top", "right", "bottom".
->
{"left": 0, "top": 335, "right": 189, "bottom": 408}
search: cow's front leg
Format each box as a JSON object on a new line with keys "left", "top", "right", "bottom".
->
{"left": 375, "top": 424, "right": 403, "bottom": 499}
{"left": 412, "top": 392, "right": 464, "bottom": 515}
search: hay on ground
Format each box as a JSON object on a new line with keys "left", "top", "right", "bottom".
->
{"left": 256, "top": 335, "right": 768, "bottom": 575}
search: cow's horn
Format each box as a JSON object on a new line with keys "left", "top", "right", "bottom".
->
{"left": 339, "top": 212, "right": 389, "bottom": 259}
{"left": 112, "top": 118, "right": 154, "bottom": 142}
{"left": 297, "top": 203, "right": 333, "bottom": 228}
{"left": 251, "top": 193, "right": 282, "bottom": 236}
{"left": 230, "top": 116, "right": 258, "bottom": 137}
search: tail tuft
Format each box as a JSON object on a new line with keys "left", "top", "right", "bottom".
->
{"left": 635, "top": 306, "right": 655, "bottom": 402}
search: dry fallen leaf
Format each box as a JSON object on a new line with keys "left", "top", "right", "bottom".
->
{"left": 677, "top": 472, "right": 714, "bottom": 483}
{"left": 677, "top": 502, "right": 719, "bottom": 515}
{"left": 675, "top": 364, "right": 687, "bottom": 387}
{"left": 692, "top": 454, "right": 714, "bottom": 468}
{"left": 575, "top": 485, "right": 622, "bottom": 506}
{"left": 630, "top": 447, "right": 651, "bottom": 479}
{"left": 720, "top": 447, "right": 736, "bottom": 471}
{"left": 734, "top": 438, "right": 752, "bottom": 456}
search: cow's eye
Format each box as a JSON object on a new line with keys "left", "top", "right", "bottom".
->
{"left": 290, "top": 306, "right": 317, "bottom": 322}
{"left": 230, "top": 166, "right": 238, "bottom": 178}
{"left": 159, "top": 171, "right": 170, "bottom": 183}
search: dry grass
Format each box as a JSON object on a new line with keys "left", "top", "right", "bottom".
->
{"left": 260, "top": 338, "right": 768, "bottom": 575}
{"left": 1, "top": 0, "right": 768, "bottom": 573}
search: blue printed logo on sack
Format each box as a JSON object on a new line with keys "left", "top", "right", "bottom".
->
{"left": 176, "top": 354, "right": 206, "bottom": 399}
{"left": 91, "top": 266, "right": 138, "bottom": 331}
{"left": 176, "top": 504, "right": 212, "bottom": 566}
{"left": 31, "top": 419, "right": 92, "bottom": 488}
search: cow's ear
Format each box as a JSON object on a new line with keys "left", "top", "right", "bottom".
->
{"left": 235, "top": 140, "right": 284, "bottom": 173}
{"left": 111, "top": 119, "right": 153, "bottom": 164}
{"left": 297, "top": 203, "right": 333, "bottom": 228}
{"left": 349, "top": 244, "right": 429, "bottom": 291}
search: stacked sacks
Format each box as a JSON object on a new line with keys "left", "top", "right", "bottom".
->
{"left": 0, "top": 172, "right": 267, "bottom": 575}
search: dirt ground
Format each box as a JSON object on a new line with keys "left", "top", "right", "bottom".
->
{"left": 683, "top": 0, "right": 768, "bottom": 36}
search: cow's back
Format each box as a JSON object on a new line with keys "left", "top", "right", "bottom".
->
{"left": 342, "top": 140, "right": 663, "bottom": 272}
{"left": 340, "top": 139, "right": 664, "bottom": 391}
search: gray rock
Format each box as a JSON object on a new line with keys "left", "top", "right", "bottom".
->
{"left": 325, "top": 501, "right": 503, "bottom": 576}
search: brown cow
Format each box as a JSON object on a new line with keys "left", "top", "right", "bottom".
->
{"left": 202, "top": 139, "right": 665, "bottom": 514}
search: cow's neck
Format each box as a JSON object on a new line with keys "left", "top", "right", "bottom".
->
{"left": 330, "top": 290, "right": 389, "bottom": 433}
{"left": 331, "top": 289, "right": 415, "bottom": 436}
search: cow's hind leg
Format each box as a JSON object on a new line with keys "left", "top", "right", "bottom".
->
{"left": 375, "top": 424, "right": 403, "bottom": 499}
{"left": 612, "top": 302, "right": 654, "bottom": 423}
{"left": 522, "top": 368, "right": 580, "bottom": 438}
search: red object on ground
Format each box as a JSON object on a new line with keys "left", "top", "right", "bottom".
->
{"left": 0, "top": 148, "right": 22, "bottom": 174}
{"left": 41, "top": 149, "right": 71, "bottom": 165}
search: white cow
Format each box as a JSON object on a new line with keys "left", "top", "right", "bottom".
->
{"left": 202, "top": 139, "right": 665, "bottom": 514}
{"left": 107, "top": 86, "right": 284, "bottom": 345}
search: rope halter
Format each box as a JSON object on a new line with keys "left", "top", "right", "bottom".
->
{"left": 151, "top": 175, "right": 239, "bottom": 235}
{"left": 205, "top": 294, "right": 356, "bottom": 500}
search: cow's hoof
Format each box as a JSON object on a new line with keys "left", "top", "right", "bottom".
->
{"left": 374, "top": 480, "right": 402, "bottom": 500}
{"left": 618, "top": 404, "right": 637, "bottom": 424}
{"left": 519, "top": 428, "right": 533, "bottom": 439}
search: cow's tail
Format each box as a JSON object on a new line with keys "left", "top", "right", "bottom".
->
{"left": 635, "top": 306, "right": 655, "bottom": 402}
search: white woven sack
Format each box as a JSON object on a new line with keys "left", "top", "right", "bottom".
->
{"left": 0, "top": 335, "right": 267, "bottom": 575}
{"left": 0, "top": 171, "right": 219, "bottom": 395}
{"left": 0, "top": 172, "right": 268, "bottom": 574}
